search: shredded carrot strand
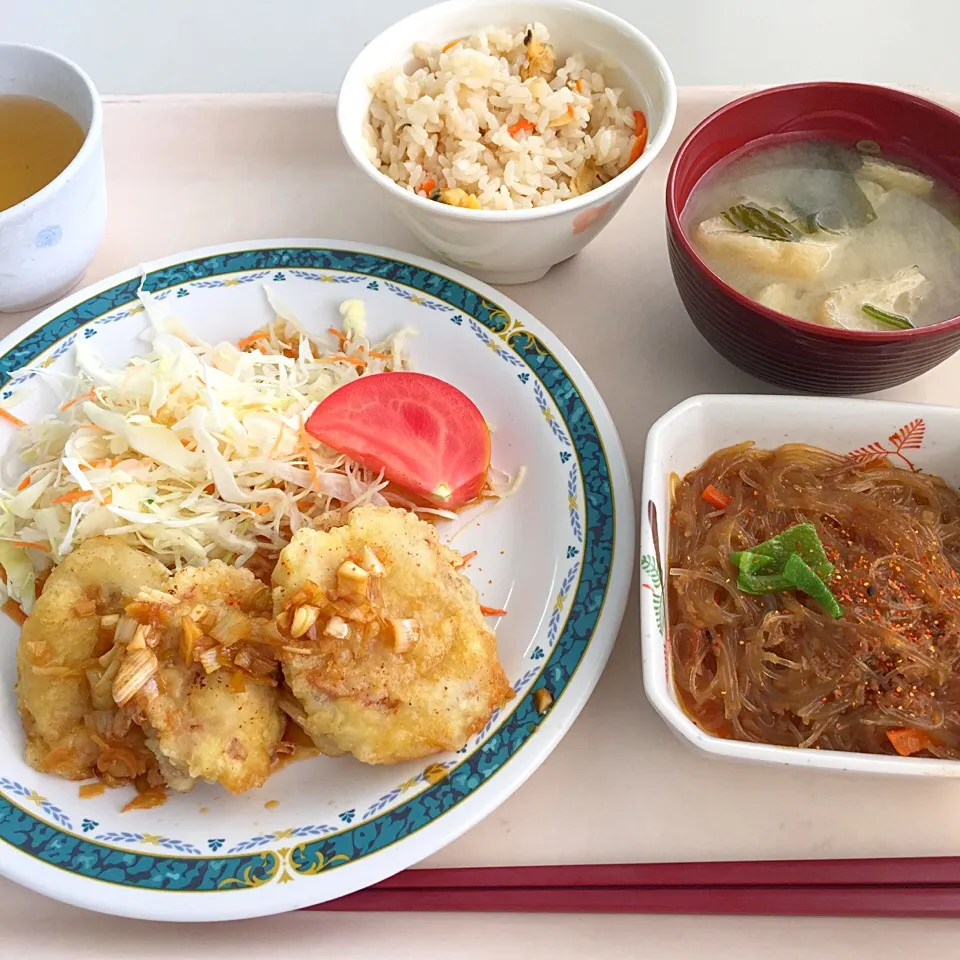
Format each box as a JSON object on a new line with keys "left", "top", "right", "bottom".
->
{"left": 60, "top": 390, "right": 94, "bottom": 411}
{"left": 16, "top": 473, "right": 32, "bottom": 491}
{"left": 52, "top": 490, "right": 93, "bottom": 504}
{"left": 576, "top": 78, "right": 583, "bottom": 93}
{"left": 3, "top": 599, "right": 26, "bottom": 625}
{"left": 368, "top": 350, "right": 392, "bottom": 360}
{"left": 82, "top": 458, "right": 117, "bottom": 470}
{"left": 507, "top": 117, "right": 536, "bottom": 138}
{"left": 299, "top": 422, "right": 321, "bottom": 493}
{"left": 459, "top": 550, "right": 478, "bottom": 566}
{"left": 8, "top": 540, "right": 51, "bottom": 552}
{"left": 253, "top": 503, "right": 272, "bottom": 516}
{"left": 441, "top": 37, "right": 462, "bottom": 53}
{"left": 480, "top": 605, "right": 508, "bottom": 616}
{"left": 327, "top": 327, "right": 348, "bottom": 349}
{"left": 334, "top": 354, "right": 367, "bottom": 369}
{"left": 0, "top": 407, "right": 26, "bottom": 428}
{"left": 237, "top": 330, "right": 270, "bottom": 351}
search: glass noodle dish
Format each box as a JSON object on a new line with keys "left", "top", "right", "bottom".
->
{"left": 669, "top": 441, "right": 960, "bottom": 760}
{"left": 683, "top": 140, "right": 960, "bottom": 331}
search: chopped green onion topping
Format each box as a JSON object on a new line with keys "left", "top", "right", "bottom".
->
{"left": 861, "top": 303, "right": 915, "bottom": 330}
{"left": 730, "top": 522, "right": 842, "bottom": 617}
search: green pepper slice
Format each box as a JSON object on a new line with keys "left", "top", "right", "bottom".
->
{"left": 731, "top": 522, "right": 833, "bottom": 581}
{"left": 782, "top": 553, "right": 843, "bottom": 619}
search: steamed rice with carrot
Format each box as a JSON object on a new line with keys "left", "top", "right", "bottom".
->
{"left": 363, "top": 23, "right": 647, "bottom": 211}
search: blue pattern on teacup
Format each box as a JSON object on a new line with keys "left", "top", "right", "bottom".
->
{"left": 35, "top": 225, "right": 62, "bottom": 248}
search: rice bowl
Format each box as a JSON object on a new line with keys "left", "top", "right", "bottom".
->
{"left": 338, "top": 0, "right": 676, "bottom": 283}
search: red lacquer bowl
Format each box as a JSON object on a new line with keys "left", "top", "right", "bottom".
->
{"left": 666, "top": 83, "right": 960, "bottom": 395}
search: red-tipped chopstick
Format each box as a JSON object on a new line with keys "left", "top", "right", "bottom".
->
{"left": 304, "top": 858, "right": 960, "bottom": 917}
{"left": 307, "top": 884, "right": 960, "bottom": 917}
{"left": 376, "top": 857, "right": 960, "bottom": 888}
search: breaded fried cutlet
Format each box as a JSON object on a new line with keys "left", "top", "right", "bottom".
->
{"left": 273, "top": 505, "right": 512, "bottom": 765}
{"left": 121, "top": 562, "right": 285, "bottom": 794}
{"left": 16, "top": 537, "right": 169, "bottom": 780}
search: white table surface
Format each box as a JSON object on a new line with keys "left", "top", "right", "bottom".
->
{"left": 4, "top": 88, "right": 960, "bottom": 957}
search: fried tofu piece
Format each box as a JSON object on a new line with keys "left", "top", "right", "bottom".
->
{"left": 125, "top": 562, "right": 285, "bottom": 794}
{"left": 859, "top": 156, "right": 934, "bottom": 197}
{"left": 755, "top": 282, "right": 810, "bottom": 318}
{"left": 695, "top": 215, "right": 837, "bottom": 280}
{"left": 815, "top": 266, "right": 927, "bottom": 330}
{"left": 855, "top": 176, "right": 889, "bottom": 208}
{"left": 16, "top": 537, "right": 169, "bottom": 780}
{"left": 273, "top": 506, "right": 512, "bottom": 765}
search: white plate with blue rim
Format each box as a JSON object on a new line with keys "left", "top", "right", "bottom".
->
{"left": 0, "top": 239, "right": 633, "bottom": 921}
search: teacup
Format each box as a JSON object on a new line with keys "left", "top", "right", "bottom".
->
{"left": 0, "top": 44, "right": 106, "bottom": 313}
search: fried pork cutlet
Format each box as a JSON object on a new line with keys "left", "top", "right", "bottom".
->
{"left": 16, "top": 537, "right": 169, "bottom": 781}
{"left": 118, "top": 562, "right": 286, "bottom": 794}
{"left": 273, "top": 505, "right": 512, "bottom": 765}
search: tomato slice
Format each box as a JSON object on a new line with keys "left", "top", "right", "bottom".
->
{"left": 305, "top": 372, "right": 491, "bottom": 509}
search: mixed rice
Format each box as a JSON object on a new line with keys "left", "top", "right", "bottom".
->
{"left": 363, "top": 23, "right": 647, "bottom": 211}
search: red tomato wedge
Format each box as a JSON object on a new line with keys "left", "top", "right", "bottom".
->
{"left": 305, "top": 372, "right": 491, "bottom": 509}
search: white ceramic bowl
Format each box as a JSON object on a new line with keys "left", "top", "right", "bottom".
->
{"left": 337, "top": 0, "right": 676, "bottom": 285}
{"left": 641, "top": 394, "right": 960, "bottom": 778}
{"left": 0, "top": 44, "right": 106, "bottom": 313}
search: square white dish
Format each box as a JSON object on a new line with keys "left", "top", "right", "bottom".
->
{"left": 640, "top": 393, "right": 960, "bottom": 777}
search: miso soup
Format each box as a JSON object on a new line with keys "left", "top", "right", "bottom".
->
{"left": 683, "top": 140, "right": 960, "bottom": 332}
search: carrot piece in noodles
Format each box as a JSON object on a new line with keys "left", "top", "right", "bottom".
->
{"left": 702, "top": 484, "right": 732, "bottom": 509}
{"left": 887, "top": 727, "right": 936, "bottom": 757}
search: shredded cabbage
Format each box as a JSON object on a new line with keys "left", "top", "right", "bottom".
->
{"left": 0, "top": 292, "right": 411, "bottom": 610}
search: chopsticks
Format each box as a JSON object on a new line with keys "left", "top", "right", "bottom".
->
{"left": 305, "top": 859, "right": 960, "bottom": 917}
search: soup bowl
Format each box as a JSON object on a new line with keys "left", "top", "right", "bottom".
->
{"left": 641, "top": 393, "right": 960, "bottom": 777}
{"left": 666, "top": 83, "right": 960, "bottom": 395}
